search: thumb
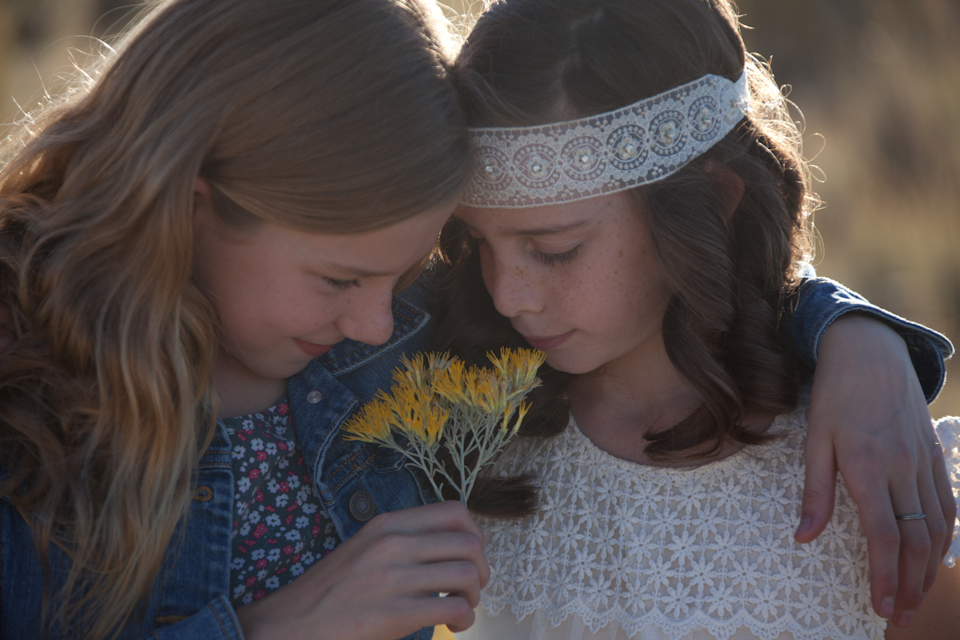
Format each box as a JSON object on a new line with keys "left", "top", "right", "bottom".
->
{"left": 796, "top": 440, "right": 838, "bottom": 543}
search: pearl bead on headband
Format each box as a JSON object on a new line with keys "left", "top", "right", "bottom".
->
{"left": 461, "top": 72, "right": 750, "bottom": 209}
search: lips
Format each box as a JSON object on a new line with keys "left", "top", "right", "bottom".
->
{"left": 294, "top": 338, "right": 335, "bottom": 358}
{"left": 519, "top": 329, "right": 575, "bottom": 351}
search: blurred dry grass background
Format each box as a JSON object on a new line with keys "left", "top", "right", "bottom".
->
{"left": 1, "top": 0, "right": 957, "bottom": 417}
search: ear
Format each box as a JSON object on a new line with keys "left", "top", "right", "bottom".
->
{"left": 193, "top": 176, "right": 213, "bottom": 224}
{"left": 194, "top": 176, "right": 212, "bottom": 197}
{"left": 703, "top": 160, "right": 745, "bottom": 219}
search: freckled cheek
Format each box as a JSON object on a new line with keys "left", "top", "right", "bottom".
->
{"left": 510, "top": 263, "right": 530, "bottom": 286}
{"left": 293, "top": 299, "right": 341, "bottom": 333}
{"left": 587, "top": 254, "right": 654, "bottom": 327}
{"left": 547, "top": 272, "right": 593, "bottom": 324}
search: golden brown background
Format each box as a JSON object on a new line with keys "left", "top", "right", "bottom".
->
{"left": 1, "top": 0, "right": 957, "bottom": 418}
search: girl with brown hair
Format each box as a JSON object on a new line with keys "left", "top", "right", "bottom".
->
{"left": 436, "top": 0, "right": 960, "bottom": 638}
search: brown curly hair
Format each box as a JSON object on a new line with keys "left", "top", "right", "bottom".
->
{"left": 433, "top": 0, "right": 815, "bottom": 515}
{"left": 0, "top": 0, "right": 468, "bottom": 636}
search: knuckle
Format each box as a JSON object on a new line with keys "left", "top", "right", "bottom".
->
{"left": 463, "top": 586, "right": 482, "bottom": 609}
{"left": 840, "top": 462, "right": 886, "bottom": 494}
{"left": 902, "top": 531, "right": 932, "bottom": 559}
{"left": 928, "top": 516, "right": 949, "bottom": 541}
{"left": 801, "top": 486, "right": 828, "bottom": 503}
{"left": 871, "top": 572, "right": 897, "bottom": 594}
{"left": 460, "top": 531, "right": 485, "bottom": 556}
{"left": 872, "top": 528, "right": 901, "bottom": 552}
{"left": 453, "top": 559, "right": 481, "bottom": 583}
{"left": 847, "top": 441, "right": 884, "bottom": 463}
{"left": 374, "top": 532, "right": 407, "bottom": 557}
{"left": 448, "top": 597, "right": 476, "bottom": 624}
{"left": 366, "top": 510, "right": 395, "bottom": 532}
{"left": 381, "top": 597, "right": 412, "bottom": 621}
{"left": 892, "top": 440, "right": 920, "bottom": 465}
{"left": 380, "top": 563, "right": 407, "bottom": 586}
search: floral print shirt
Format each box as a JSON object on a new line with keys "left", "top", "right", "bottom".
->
{"left": 222, "top": 397, "right": 342, "bottom": 605}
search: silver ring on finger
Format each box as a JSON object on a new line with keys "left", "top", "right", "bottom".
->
{"left": 894, "top": 513, "right": 927, "bottom": 521}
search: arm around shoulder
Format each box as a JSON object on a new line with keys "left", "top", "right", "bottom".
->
{"left": 785, "top": 276, "right": 953, "bottom": 402}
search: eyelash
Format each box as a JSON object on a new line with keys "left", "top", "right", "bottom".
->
{"left": 534, "top": 245, "right": 580, "bottom": 266}
{"left": 470, "top": 233, "right": 581, "bottom": 266}
{"left": 326, "top": 277, "right": 361, "bottom": 291}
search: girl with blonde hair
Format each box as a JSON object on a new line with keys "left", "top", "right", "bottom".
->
{"left": 0, "top": 1, "right": 485, "bottom": 638}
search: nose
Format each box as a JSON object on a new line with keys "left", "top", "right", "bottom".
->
{"left": 480, "top": 247, "right": 543, "bottom": 319}
{"left": 337, "top": 284, "right": 395, "bottom": 346}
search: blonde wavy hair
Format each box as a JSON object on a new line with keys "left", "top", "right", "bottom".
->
{"left": 0, "top": 0, "right": 469, "bottom": 637}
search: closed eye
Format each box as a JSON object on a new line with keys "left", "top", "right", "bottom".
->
{"left": 326, "top": 277, "right": 361, "bottom": 291}
{"left": 534, "top": 245, "right": 580, "bottom": 266}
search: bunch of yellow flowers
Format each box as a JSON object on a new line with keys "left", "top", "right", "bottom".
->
{"left": 343, "top": 348, "right": 545, "bottom": 503}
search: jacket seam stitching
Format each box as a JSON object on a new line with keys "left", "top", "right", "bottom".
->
{"left": 208, "top": 599, "right": 231, "bottom": 638}
{"left": 197, "top": 462, "right": 232, "bottom": 469}
{"left": 329, "top": 448, "right": 370, "bottom": 495}
{"left": 321, "top": 306, "right": 420, "bottom": 371}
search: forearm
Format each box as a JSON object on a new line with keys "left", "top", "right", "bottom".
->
{"left": 784, "top": 276, "right": 953, "bottom": 402}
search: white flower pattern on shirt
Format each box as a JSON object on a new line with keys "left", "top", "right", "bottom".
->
{"left": 223, "top": 398, "right": 341, "bottom": 605}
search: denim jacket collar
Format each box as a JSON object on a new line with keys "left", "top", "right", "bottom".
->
{"left": 316, "top": 293, "right": 431, "bottom": 375}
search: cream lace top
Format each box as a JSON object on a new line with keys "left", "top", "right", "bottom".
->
{"left": 457, "top": 408, "right": 960, "bottom": 640}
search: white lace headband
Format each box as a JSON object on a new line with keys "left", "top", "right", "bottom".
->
{"left": 461, "top": 72, "right": 750, "bottom": 208}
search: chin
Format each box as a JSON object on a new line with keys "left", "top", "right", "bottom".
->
{"left": 543, "top": 352, "right": 605, "bottom": 376}
{"left": 248, "top": 357, "right": 314, "bottom": 382}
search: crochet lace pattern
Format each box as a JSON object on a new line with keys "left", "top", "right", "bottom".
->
{"left": 464, "top": 409, "right": 960, "bottom": 640}
{"left": 462, "top": 73, "right": 749, "bottom": 209}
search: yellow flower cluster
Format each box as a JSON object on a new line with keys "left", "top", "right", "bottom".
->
{"left": 343, "top": 353, "right": 450, "bottom": 448}
{"left": 343, "top": 348, "right": 545, "bottom": 502}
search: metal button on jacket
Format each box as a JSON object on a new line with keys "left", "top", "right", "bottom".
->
{"left": 349, "top": 490, "right": 377, "bottom": 522}
{"left": 306, "top": 390, "right": 323, "bottom": 404}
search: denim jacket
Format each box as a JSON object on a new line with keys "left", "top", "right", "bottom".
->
{"left": 0, "top": 276, "right": 952, "bottom": 640}
{"left": 787, "top": 277, "right": 953, "bottom": 401}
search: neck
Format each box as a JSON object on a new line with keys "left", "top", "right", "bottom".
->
{"left": 571, "top": 333, "right": 696, "bottom": 428}
{"left": 567, "top": 335, "right": 775, "bottom": 466}
{"left": 212, "top": 348, "right": 287, "bottom": 418}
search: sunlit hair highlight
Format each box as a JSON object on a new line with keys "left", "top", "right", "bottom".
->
{"left": 0, "top": 0, "right": 469, "bottom": 636}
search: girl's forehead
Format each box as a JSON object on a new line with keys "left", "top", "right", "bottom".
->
{"left": 457, "top": 192, "right": 631, "bottom": 234}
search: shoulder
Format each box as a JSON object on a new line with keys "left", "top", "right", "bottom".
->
{"left": 884, "top": 561, "right": 960, "bottom": 639}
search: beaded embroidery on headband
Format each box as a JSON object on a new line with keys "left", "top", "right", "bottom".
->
{"left": 461, "top": 72, "right": 750, "bottom": 208}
